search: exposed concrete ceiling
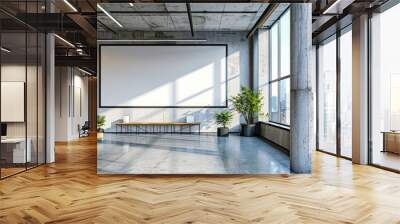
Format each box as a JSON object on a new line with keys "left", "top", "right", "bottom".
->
{"left": 97, "top": 3, "right": 269, "bottom": 32}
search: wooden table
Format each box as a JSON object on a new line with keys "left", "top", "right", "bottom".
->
{"left": 114, "top": 122, "right": 201, "bottom": 134}
{"left": 382, "top": 131, "right": 400, "bottom": 154}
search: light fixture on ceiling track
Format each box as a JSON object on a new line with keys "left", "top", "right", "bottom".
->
{"left": 63, "top": 0, "right": 78, "bottom": 12}
{"left": 129, "top": 3, "right": 134, "bottom": 7}
{"left": 78, "top": 67, "right": 93, "bottom": 76}
{"left": 54, "top": 34, "right": 76, "bottom": 48}
{"left": 97, "top": 39, "right": 208, "bottom": 42}
{"left": 97, "top": 4, "right": 124, "bottom": 28}
{"left": 1, "top": 47, "right": 11, "bottom": 53}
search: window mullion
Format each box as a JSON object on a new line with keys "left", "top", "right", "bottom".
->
{"left": 278, "top": 20, "right": 282, "bottom": 124}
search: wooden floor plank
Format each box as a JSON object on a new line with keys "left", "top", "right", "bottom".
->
{"left": 0, "top": 136, "right": 400, "bottom": 223}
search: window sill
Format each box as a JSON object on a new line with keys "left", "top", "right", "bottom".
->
{"left": 258, "top": 121, "right": 290, "bottom": 131}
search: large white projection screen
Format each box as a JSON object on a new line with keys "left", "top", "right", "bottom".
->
{"left": 100, "top": 45, "right": 227, "bottom": 107}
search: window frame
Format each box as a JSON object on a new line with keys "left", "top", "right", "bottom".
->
{"left": 315, "top": 24, "right": 353, "bottom": 161}
{"left": 268, "top": 8, "right": 291, "bottom": 126}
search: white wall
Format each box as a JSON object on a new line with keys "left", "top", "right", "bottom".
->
{"left": 55, "top": 67, "right": 89, "bottom": 141}
{"left": 98, "top": 32, "right": 250, "bottom": 132}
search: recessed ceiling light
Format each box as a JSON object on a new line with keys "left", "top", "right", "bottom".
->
{"left": 54, "top": 34, "right": 75, "bottom": 48}
{"left": 63, "top": 0, "right": 78, "bottom": 12}
{"left": 1, "top": 47, "right": 11, "bottom": 53}
{"left": 97, "top": 4, "right": 124, "bottom": 28}
{"left": 129, "top": 3, "right": 134, "bottom": 7}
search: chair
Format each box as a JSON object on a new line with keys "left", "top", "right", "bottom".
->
{"left": 79, "top": 121, "right": 90, "bottom": 138}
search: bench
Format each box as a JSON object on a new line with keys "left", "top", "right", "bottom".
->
{"left": 114, "top": 122, "right": 201, "bottom": 134}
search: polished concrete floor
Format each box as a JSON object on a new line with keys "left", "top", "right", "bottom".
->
{"left": 97, "top": 133, "right": 290, "bottom": 174}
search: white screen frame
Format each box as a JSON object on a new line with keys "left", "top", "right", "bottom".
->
{"left": 99, "top": 44, "right": 228, "bottom": 108}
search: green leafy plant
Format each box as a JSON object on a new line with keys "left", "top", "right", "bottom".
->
{"left": 215, "top": 111, "right": 233, "bottom": 128}
{"left": 97, "top": 115, "right": 106, "bottom": 132}
{"left": 230, "top": 86, "right": 263, "bottom": 125}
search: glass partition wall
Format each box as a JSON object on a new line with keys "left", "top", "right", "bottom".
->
{"left": 316, "top": 26, "right": 352, "bottom": 159}
{"left": 0, "top": 1, "right": 46, "bottom": 179}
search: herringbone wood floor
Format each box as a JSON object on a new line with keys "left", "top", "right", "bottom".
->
{"left": 1, "top": 136, "right": 400, "bottom": 224}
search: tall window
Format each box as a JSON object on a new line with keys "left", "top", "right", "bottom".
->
{"left": 269, "top": 10, "right": 290, "bottom": 125}
{"left": 339, "top": 27, "right": 352, "bottom": 158}
{"left": 317, "top": 36, "right": 337, "bottom": 154}
{"left": 370, "top": 2, "right": 400, "bottom": 171}
{"left": 316, "top": 25, "right": 353, "bottom": 158}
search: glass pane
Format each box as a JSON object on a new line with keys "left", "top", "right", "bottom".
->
{"left": 340, "top": 29, "right": 352, "bottom": 158}
{"left": 318, "top": 37, "right": 337, "bottom": 154}
{"left": 371, "top": 3, "right": 400, "bottom": 171}
{"left": 270, "top": 24, "right": 279, "bottom": 80}
{"left": 1, "top": 30, "right": 28, "bottom": 178}
{"left": 279, "top": 78, "right": 290, "bottom": 125}
{"left": 27, "top": 31, "right": 38, "bottom": 169}
{"left": 270, "top": 82, "right": 279, "bottom": 122}
{"left": 38, "top": 33, "right": 46, "bottom": 165}
{"left": 280, "top": 10, "right": 290, "bottom": 77}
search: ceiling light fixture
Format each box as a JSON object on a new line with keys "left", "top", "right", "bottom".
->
{"left": 78, "top": 67, "right": 93, "bottom": 76}
{"left": 1, "top": 47, "right": 11, "bottom": 53}
{"left": 54, "top": 34, "right": 75, "bottom": 48}
{"left": 129, "top": 3, "right": 134, "bottom": 7}
{"left": 97, "top": 4, "right": 123, "bottom": 28}
{"left": 63, "top": 0, "right": 78, "bottom": 12}
{"left": 97, "top": 39, "right": 208, "bottom": 42}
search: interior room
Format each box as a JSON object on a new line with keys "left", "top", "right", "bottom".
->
{"left": 1, "top": 0, "right": 400, "bottom": 223}
{"left": 96, "top": 2, "right": 292, "bottom": 174}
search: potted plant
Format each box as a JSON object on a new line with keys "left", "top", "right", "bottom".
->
{"left": 230, "top": 86, "right": 263, "bottom": 137}
{"left": 215, "top": 111, "right": 233, "bottom": 137}
{"left": 97, "top": 115, "right": 106, "bottom": 140}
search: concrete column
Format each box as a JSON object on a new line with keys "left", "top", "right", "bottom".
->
{"left": 46, "top": 0, "right": 55, "bottom": 163}
{"left": 46, "top": 33, "right": 55, "bottom": 163}
{"left": 290, "top": 3, "right": 313, "bottom": 173}
{"left": 352, "top": 14, "right": 369, "bottom": 164}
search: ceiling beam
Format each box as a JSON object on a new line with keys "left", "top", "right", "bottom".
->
{"left": 55, "top": 55, "right": 96, "bottom": 72}
{"left": 67, "top": 14, "right": 97, "bottom": 39}
{"left": 247, "top": 3, "right": 279, "bottom": 38}
{"left": 186, "top": 2, "right": 194, "bottom": 37}
{"left": 106, "top": 11, "right": 259, "bottom": 14}
{"left": 97, "top": 19, "right": 117, "bottom": 34}
{"left": 99, "top": 0, "right": 308, "bottom": 2}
